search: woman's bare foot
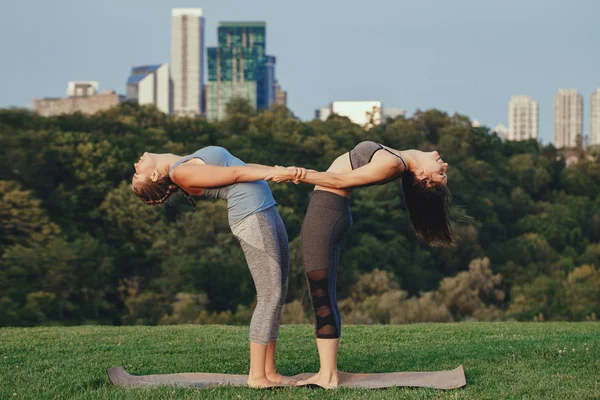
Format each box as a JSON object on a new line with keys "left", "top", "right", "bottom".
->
{"left": 247, "top": 376, "right": 278, "bottom": 388}
{"left": 296, "top": 370, "right": 339, "bottom": 389}
{"left": 266, "top": 372, "right": 298, "bottom": 385}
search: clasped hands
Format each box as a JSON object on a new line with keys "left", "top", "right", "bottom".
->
{"left": 267, "top": 166, "right": 312, "bottom": 184}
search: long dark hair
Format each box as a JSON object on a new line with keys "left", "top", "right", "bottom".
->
{"left": 132, "top": 176, "right": 197, "bottom": 207}
{"left": 401, "top": 169, "right": 454, "bottom": 246}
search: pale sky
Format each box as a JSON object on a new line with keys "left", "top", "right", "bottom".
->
{"left": 1, "top": 0, "right": 598, "bottom": 144}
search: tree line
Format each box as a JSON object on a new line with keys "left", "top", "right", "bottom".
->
{"left": 1, "top": 100, "right": 599, "bottom": 327}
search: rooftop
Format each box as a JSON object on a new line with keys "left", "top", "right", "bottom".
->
{"left": 218, "top": 22, "right": 265, "bottom": 28}
{"left": 127, "top": 65, "right": 163, "bottom": 84}
{"left": 172, "top": 8, "right": 203, "bottom": 17}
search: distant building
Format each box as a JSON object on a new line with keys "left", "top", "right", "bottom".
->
{"left": 202, "top": 85, "right": 208, "bottom": 115}
{"left": 317, "top": 101, "right": 382, "bottom": 129}
{"left": 274, "top": 81, "right": 287, "bottom": 107}
{"left": 32, "top": 82, "right": 122, "bottom": 117}
{"left": 206, "top": 22, "right": 280, "bottom": 120}
{"left": 590, "top": 89, "right": 600, "bottom": 148}
{"left": 472, "top": 120, "right": 481, "bottom": 128}
{"left": 554, "top": 89, "right": 583, "bottom": 149}
{"left": 264, "top": 55, "right": 276, "bottom": 107}
{"left": 126, "top": 64, "right": 171, "bottom": 114}
{"left": 171, "top": 8, "right": 205, "bottom": 117}
{"left": 315, "top": 107, "right": 332, "bottom": 121}
{"left": 383, "top": 107, "right": 405, "bottom": 120}
{"left": 492, "top": 123, "right": 508, "bottom": 141}
{"left": 67, "top": 81, "right": 98, "bottom": 97}
{"left": 508, "top": 95, "right": 538, "bottom": 141}
{"left": 561, "top": 149, "right": 596, "bottom": 167}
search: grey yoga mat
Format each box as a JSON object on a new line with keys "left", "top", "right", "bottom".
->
{"left": 107, "top": 365, "right": 466, "bottom": 390}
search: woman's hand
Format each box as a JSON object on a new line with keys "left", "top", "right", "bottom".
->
{"left": 266, "top": 166, "right": 295, "bottom": 183}
{"left": 267, "top": 166, "right": 310, "bottom": 183}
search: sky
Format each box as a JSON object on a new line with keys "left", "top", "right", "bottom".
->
{"left": 1, "top": 0, "right": 599, "bottom": 144}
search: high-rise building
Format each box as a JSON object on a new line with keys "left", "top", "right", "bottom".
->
{"left": 126, "top": 64, "right": 171, "bottom": 114}
{"left": 206, "top": 22, "right": 279, "bottom": 120}
{"left": 508, "top": 96, "right": 538, "bottom": 141}
{"left": 554, "top": 89, "right": 583, "bottom": 149}
{"left": 274, "top": 81, "right": 287, "bottom": 107}
{"left": 171, "top": 8, "right": 204, "bottom": 117}
{"left": 590, "top": 89, "right": 600, "bottom": 148}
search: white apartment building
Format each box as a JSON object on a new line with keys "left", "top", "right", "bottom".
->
{"left": 171, "top": 8, "right": 205, "bottom": 116}
{"left": 508, "top": 96, "right": 538, "bottom": 141}
{"left": 554, "top": 89, "right": 583, "bottom": 149}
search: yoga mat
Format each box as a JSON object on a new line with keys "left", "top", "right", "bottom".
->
{"left": 107, "top": 365, "right": 466, "bottom": 390}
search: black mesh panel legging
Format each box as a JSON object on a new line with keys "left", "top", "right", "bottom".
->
{"left": 300, "top": 190, "right": 352, "bottom": 338}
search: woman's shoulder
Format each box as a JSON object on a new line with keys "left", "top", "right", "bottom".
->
{"left": 200, "top": 145, "right": 228, "bottom": 152}
{"left": 353, "top": 140, "right": 382, "bottom": 149}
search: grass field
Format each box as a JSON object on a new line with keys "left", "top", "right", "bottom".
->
{"left": 0, "top": 323, "right": 599, "bottom": 399}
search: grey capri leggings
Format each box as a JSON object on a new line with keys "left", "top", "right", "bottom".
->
{"left": 300, "top": 190, "right": 352, "bottom": 338}
{"left": 230, "top": 205, "right": 290, "bottom": 345}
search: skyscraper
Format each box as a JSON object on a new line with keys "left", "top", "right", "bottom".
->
{"left": 590, "top": 89, "right": 600, "bottom": 148}
{"left": 508, "top": 96, "right": 538, "bottom": 141}
{"left": 206, "top": 22, "right": 278, "bottom": 120}
{"left": 126, "top": 64, "right": 171, "bottom": 114}
{"left": 554, "top": 89, "right": 583, "bottom": 149}
{"left": 171, "top": 8, "right": 204, "bottom": 117}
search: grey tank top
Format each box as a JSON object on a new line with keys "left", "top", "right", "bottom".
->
{"left": 348, "top": 141, "right": 407, "bottom": 185}
{"left": 169, "top": 146, "right": 276, "bottom": 225}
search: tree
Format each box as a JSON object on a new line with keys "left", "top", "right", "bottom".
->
{"left": 0, "top": 180, "right": 60, "bottom": 254}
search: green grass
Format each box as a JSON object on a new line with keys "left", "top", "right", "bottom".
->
{"left": 0, "top": 323, "right": 599, "bottom": 399}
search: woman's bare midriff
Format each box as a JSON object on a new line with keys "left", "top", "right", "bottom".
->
{"left": 314, "top": 152, "right": 353, "bottom": 198}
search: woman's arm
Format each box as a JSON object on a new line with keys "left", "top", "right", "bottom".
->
{"left": 246, "top": 163, "right": 271, "bottom": 169}
{"left": 272, "top": 158, "right": 401, "bottom": 189}
{"left": 170, "top": 164, "right": 278, "bottom": 189}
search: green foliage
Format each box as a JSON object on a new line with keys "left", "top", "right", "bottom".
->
{"left": 0, "top": 180, "right": 60, "bottom": 252}
{"left": 508, "top": 264, "right": 600, "bottom": 321}
{"left": 340, "top": 258, "right": 504, "bottom": 324}
{"left": 1, "top": 104, "right": 599, "bottom": 326}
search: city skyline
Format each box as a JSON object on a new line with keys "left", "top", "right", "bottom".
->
{"left": 1, "top": 0, "right": 599, "bottom": 144}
